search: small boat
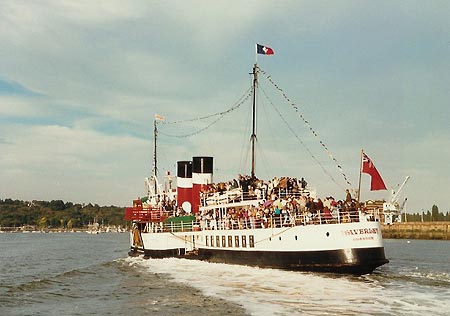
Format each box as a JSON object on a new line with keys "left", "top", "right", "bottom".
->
{"left": 86, "top": 221, "right": 100, "bottom": 234}
{"left": 125, "top": 61, "right": 389, "bottom": 274}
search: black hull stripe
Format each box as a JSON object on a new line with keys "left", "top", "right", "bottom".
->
{"left": 129, "top": 247, "right": 388, "bottom": 274}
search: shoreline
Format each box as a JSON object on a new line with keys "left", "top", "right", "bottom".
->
{"left": 0, "top": 227, "right": 128, "bottom": 233}
{"left": 3, "top": 222, "right": 450, "bottom": 240}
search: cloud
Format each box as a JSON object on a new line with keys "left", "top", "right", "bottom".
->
{"left": 0, "top": 123, "right": 149, "bottom": 205}
{"left": 0, "top": 1, "right": 449, "bottom": 212}
{"left": 0, "top": 96, "right": 42, "bottom": 117}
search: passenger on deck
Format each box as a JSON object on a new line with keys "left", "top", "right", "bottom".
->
{"left": 345, "top": 189, "right": 352, "bottom": 204}
{"left": 267, "top": 180, "right": 273, "bottom": 200}
{"left": 274, "top": 204, "right": 281, "bottom": 227}
{"left": 300, "top": 177, "right": 307, "bottom": 189}
{"left": 322, "top": 207, "right": 332, "bottom": 224}
{"left": 239, "top": 175, "right": 250, "bottom": 199}
{"left": 316, "top": 198, "right": 324, "bottom": 211}
{"left": 299, "top": 195, "right": 307, "bottom": 213}
{"left": 254, "top": 186, "right": 262, "bottom": 200}
{"left": 249, "top": 206, "right": 256, "bottom": 229}
{"left": 210, "top": 212, "right": 217, "bottom": 230}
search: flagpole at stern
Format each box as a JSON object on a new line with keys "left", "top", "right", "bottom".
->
{"left": 357, "top": 149, "right": 363, "bottom": 204}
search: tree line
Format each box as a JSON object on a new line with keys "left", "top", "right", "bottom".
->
{"left": 403, "top": 205, "right": 450, "bottom": 222}
{"left": 0, "top": 198, "right": 127, "bottom": 229}
{"left": 1, "top": 199, "right": 449, "bottom": 229}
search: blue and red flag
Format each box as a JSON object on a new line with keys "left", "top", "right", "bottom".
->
{"left": 256, "top": 44, "right": 274, "bottom": 55}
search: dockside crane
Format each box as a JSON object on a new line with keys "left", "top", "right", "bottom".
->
{"left": 383, "top": 176, "right": 410, "bottom": 224}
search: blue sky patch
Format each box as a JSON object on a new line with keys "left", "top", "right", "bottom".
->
{"left": 0, "top": 79, "right": 41, "bottom": 96}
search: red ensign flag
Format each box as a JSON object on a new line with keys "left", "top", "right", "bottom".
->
{"left": 361, "top": 152, "right": 387, "bottom": 191}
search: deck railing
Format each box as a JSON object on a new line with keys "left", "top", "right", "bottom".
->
{"left": 140, "top": 210, "right": 380, "bottom": 234}
{"left": 201, "top": 187, "right": 311, "bottom": 206}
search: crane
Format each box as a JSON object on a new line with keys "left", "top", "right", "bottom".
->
{"left": 383, "top": 176, "right": 410, "bottom": 224}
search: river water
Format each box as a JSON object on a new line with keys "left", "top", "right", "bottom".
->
{"left": 0, "top": 233, "right": 449, "bottom": 315}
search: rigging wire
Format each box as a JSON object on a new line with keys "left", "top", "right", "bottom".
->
{"left": 160, "top": 86, "right": 252, "bottom": 125}
{"left": 259, "top": 67, "right": 352, "bottom": 189}
{"left": 254, "top": 136, "right": 272, "bottom": 180}
{"left": 158, "top": 87, "right": 252, "bottom": 138}
{"left": 252, "top": 90, "right": 284, "bottom": 178}
{"left": 238, "top": 96, "right": 253, "bottom": 174}
{"left": 154, "top": 67, "right": 352, "bottom": 190}
{"left": 259, "top": 84, "right": 346, "bottom": 191}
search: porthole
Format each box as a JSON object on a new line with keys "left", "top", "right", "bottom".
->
{"left": 326, "top": 232, "right": 330, "bottom": 237}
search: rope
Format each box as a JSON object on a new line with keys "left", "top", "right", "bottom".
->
{"left": 259, "top": 67, "right": 352, "bottom": 189}
{"left": 259, "top": 85, "right": 346, "bottom": 190}
{"left": 161, "top": 87, "right": 252, "bottom": 125}
{"left": 158, "top": 87, "right": 252, "bottom": 138}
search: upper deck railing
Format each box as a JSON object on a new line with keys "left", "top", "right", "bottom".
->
{"left": 126, "top": 186, "right": 382, "bottom": 233}
{"left": 201, "top": 187, "right": 310, "bottom": 207}
{"left": 133, "top": 209, "right": 380, "bottom": 234}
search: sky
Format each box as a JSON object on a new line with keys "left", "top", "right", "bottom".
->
{"left": 1, "top": 1, "right": 449, "bottom": 212}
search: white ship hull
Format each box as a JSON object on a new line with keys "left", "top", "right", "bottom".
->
{"left": 129, "top": 220, "right": 387, "bottom": 274}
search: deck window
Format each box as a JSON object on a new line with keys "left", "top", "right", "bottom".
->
{"left": 242, "top": 235, "right": 247, "bottom": 248}
{"left": 235, "top": 236, "right": 239, "bottom": 247}
{"left": 249, "top": 235, "right": 255, "bottom": 248}
{"left": 228, "top": 236, "right": 233, "bottom": 247}
{"left": 222, "top": 236, "right": 226, "bottom": 247}
{"left": 216, "top": 236, "right": 220, "bottom": 248}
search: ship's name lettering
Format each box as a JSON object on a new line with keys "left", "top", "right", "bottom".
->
{"left": 341, "top": 228, "right": 379, "bottom": 236}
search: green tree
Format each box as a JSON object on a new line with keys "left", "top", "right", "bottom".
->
{"left": 38, "top": 217, "right": 48, "bottom": 229}
{"left": 1, "top": 199, "right": 127, "bottom": 228}
{"left": 50, "top": 200, "right": 66, "bottom": 211}
{"left": 432, "top": 205, "right": 439, "bottom": 221}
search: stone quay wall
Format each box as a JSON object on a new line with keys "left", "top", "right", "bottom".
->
{"left": 382, "top": 222, "right": 450, "bottom": 240}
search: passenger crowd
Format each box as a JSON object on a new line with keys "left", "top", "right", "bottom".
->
{"left": 168, "top": 175, "right": 365, "bottom": 229}
{"left": 204, "top": 174, "right": 309, "bottom": 200}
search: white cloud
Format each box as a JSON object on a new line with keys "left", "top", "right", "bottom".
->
{"left": 0, "top": 1, "right": 449, "bottom": 212}
{"left": 0, "top": 96, "right": 42, "bottom": 117}
{"left": 0, "top": 123, "right": 150, "bottom": 205}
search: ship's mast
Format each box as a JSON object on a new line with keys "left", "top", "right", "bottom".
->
{"left": 251, "top": 63, "right": 258, "bottom": 178}
{"left": 152, "top": 118, "right": 158, "bottom": 196}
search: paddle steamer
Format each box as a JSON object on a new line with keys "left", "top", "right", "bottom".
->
{"left": 125, "top": 62, "right": 389, "bottom": 274}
